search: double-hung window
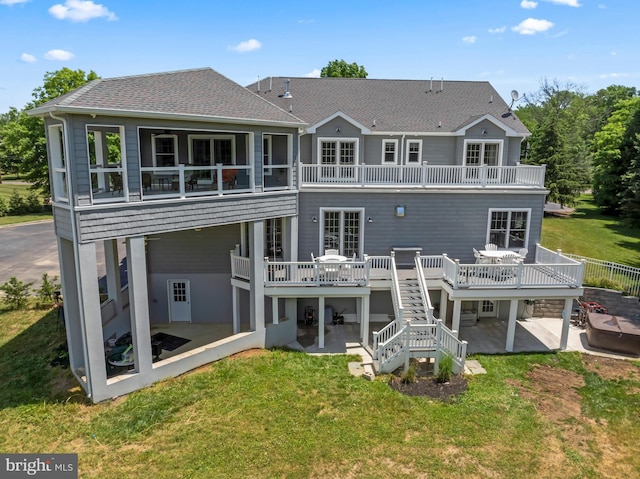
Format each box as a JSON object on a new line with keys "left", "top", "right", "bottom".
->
{"left": 487, "top": 209, "right": 530, "bottom": 249}
{"left": 382, "top": 139, "right": 398, "bottom": 164}
{"left": 153, "top": 135, "right": 178, "bottom": 167}
{"left": 406, "top": 140, "right": 422, "bottom": 164}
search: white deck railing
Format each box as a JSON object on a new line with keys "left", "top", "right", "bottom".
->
{"left": 300, "top": 164, "right": 545, "bottom": 188}
{"left": 566, "top": 254, "right": 640, "bottom": 297}
{"left": 389, "top": 253, "right": 405, "bottom": 323}
{"left": 263, "top": 259, "right": 369, "bottom": 286}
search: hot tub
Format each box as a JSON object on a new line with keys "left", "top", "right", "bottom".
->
{"left": 586, "top": 312, "right": 640, "bottom": 356}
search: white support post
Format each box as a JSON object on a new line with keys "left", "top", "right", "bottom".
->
{"left": 361, "top": 295, "right": 370, "bottom": 346}
{"left": 249, "top": 221, "right": 265, "bottom": 333}
{"left": 318, "top": 296, "right": 325, "bottom": 349}
{"left": 104, "top": 239, "right": 121, "bottom": 314}
{"left": 232, "top": 285, "right": 240, "bottom": 334}
{"left": 126, "top": 236, "right": 153, "bottom": 375}
{"left": 505, "top": 299, "right": 518, "bottom": 352}
{"left": 560, "top": 297, "right": 573, "bottom": 350}
{"left": 451, "top": 299, "right": 461, "bottom": 337}
{"left": 439, "top": 289, "right": 448, "bottom": 322}
{"left": 272, "top": 296, "right": 279, "bottom": 325}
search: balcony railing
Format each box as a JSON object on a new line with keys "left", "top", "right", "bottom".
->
{"left": 264, "top": 259, "right": 369, "bottom": 286}
{"left": 300, "top": 164, "right": 545, "bottom": 188}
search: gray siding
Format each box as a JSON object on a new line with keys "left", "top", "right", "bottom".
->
{"left": 299, "top": 190, "right": 545, "bottom": 263}
{"left": 53, "top": 206, "right": 74, "bottom": 240}
{"left": 77, "top": 192, "right": 298, "bottom": 242}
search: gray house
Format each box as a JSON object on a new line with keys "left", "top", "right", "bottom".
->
{"left": 30, "top": 68, "right": 584, "bottom": 403}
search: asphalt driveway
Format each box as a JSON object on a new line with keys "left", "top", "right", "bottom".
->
{"left": 0, "top": 220, "right": 107, "bottom": 288}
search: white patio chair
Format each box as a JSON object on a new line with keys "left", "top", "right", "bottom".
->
{"left": 518, "top": 248, "right": 528, "bottom": 258}
{"left": 485, "top": 243, "right": 498, "bottom": 251}
{"left": 324, "top": 248, "right": 339, "bottom": 255}
{"left": 473, "top": 248, "right": 491, "bottom": 264}
{"left": 311, "top": 252, "right": 316, "bottom": 261}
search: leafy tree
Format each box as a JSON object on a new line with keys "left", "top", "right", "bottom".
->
{"left": 619, "top": 108, "right": 640, "bottom": 221}
{"left": 320, "top": 59, "right": 367, "bottom": 78}
{"left": 0, "top": 68, "right": 98, "bottom": 195}
{"left": 519, "top": 79, "right": 591, "bottom": 206}
{"left": 591, "top": 97, "right": 640, "bottom": 214}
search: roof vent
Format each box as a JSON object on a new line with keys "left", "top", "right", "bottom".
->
{"left": 279, "top": 79, "right": 292, "bottom": 99}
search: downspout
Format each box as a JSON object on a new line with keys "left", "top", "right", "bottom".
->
{"left": 49, "top": 111, "right": 93, "bottom": 400}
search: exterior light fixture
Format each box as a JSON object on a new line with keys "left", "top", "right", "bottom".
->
{"left": 312, "top": 216, "right": 318, "bottom": 223}
{"left": 367, "top": 217, "right": 373, "bottom": 223}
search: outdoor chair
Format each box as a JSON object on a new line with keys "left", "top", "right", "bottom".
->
{"left": 324, "top": 249, "right": 339, "bottom": 255}
{"left": 518, "top": 248, "right": 528, "bottom": 258}
{"left": 222, "top": 168, "right": 238, "bottom": 189}
{"left": 485, "top": 243, "right": 498, "bottom": 251}
{"left": 110, "top": 172, "right": 123, "bottom": 195}
{"left": 142, "top": 173, "right": 152, "bottom": 191}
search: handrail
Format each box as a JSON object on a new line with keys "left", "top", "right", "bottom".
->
{"left": 414, "top": 253, "right": 436, "bottom": 322}
{"left": 300, "top": 164, "right": 546, "bottom": 188}
{"left": 389, "top": 252, "right": 404, "bottom": 324}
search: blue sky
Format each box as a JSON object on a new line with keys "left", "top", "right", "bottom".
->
{"left": 0, "top": 0, "right": 637, "bottom": 113}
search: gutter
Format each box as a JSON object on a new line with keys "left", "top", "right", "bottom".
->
{"left": 49, "top": 111, "right": 93, "bottom": 400}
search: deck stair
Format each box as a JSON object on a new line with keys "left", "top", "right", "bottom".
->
{"left": 373, "top": 257, "right": 467, "bottom": 375}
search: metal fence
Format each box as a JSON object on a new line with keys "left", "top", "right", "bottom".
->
{"left": 565, "top": 254, "right": 640, "bottom": 297}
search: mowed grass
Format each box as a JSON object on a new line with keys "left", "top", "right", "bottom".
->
{"left": 542, "top": 194, "right": 640, "bottom": 267}
{"left": 0, "top": 181, "right": 52, "bottom": 225}
{"left": 1, "top": 307, "right": 640, "bottom": 479}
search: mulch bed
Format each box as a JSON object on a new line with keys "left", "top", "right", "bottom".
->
{"left": 388, "top": 375, "right": 468, "bottom": 401}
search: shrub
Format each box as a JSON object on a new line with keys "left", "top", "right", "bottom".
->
{"left": 0, "top": 197, "right": 7, "bottom": 217}
{"left": 8, "top": 189, "right": 26, "bottom": 215}
{"left": 436, "top": 353, "right": 454, "bottom": 383}
{"left": 33, "top": 273, "right": 61, "bottom": 309}
{"left": 400, "top": 361, "right": 418, "bottom": 384}
{"left": 25, "top": 191, "right": 43, "bottom": 213}
{"left": 0, "top": 277, "right": 34, "bottom": 310}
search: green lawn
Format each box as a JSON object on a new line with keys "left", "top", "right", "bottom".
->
{"left": 1, "top": 307, "right": 639, "bottom": 479}
{"left": 542, "top": 195, "right": 640, "bottom": 267}
{"left": 0, "top": 181, "right": 52, "bottom": 224}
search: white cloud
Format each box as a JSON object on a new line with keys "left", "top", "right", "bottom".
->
{"left": 49, "top": 0, "right": 116, "bottom": 22}
{"left": 599, "top": 73, "right": 625, "bottom": 79}
{"left": 20, "top": 53, "right": 36, "bottom": 62}
{"left": 543, "top": 0, "right": 581, "bottom": 6}
{"left": 228, "top": 39, "right": 262, "bottom": 53}
{"left": 462, "top": 36, "right": 476, "bottom": 44}
{"left": 521, "top": 0, "right": 538, "bottom": 9}
{"left": 44, "top": 49, "right": 74, "bottom": 60}
{"left": 488, "top": 26, "right": 506, "bottom": 33}
{"left": 0, "top": 0, "right": 29, "bottom": 4}
{"left": 512, "top": 18, "right": 554, "bottom": 35}
{"left": 611, "top": 51, "right": 617, "bottom": 56}
{"left": 304, "top": 68, "right": 321, "bottom": 78}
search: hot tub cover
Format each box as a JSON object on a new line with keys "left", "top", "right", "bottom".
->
{"left": 586, "top": 312, "right": 640, "bottom": 356}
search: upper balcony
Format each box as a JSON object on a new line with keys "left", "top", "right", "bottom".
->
{"left": 299, "top": 163, "right": 546, "bottom": 190}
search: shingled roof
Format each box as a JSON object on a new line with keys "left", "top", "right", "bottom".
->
{"left": 29, "top": 68, "right": 305, "bottom": 127}
{"left": 247, "top": 77, "right": 529, "bottom": 135}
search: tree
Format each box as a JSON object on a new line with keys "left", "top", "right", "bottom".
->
{"left": 0, "top": 68, "right": 98, "bottom": 195}
{"left": 519, "top": 79, "right": 591, "bottom": 206}
{"left": 618, "top": 107, "right": 640, "bottom": 221}
{"left": 320, "top": 59, "right": 367, "bottom": 78}
{"left": 591, "top": 97, "right": 640, "bottom": 214}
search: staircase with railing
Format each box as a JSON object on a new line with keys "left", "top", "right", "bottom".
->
{"left": 373, "top": 254, "right": 467, "bottom": 374}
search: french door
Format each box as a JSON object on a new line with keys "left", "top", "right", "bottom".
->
{"left": 321, "top": 209, "right": 362, "bottom": 258}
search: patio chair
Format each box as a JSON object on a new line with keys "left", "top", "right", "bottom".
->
{"left": 324, "top": 248, "right": 339, "bottom": 255}
{"left": 518, "top": 248, "right": 528, "bottom": 258}
{"left": 484, "top": 243, "right": 498, "bottom": 251}
{"left": 110, "top": 172, "right": 123, "bottom": 195}
{"left": 473, "top": 247, "right": 491, "bottom": 264}
{"left": 142, "top": 173, "right": 152, "bottom": 191}
{"left": 222, "top": 168, "right": 238, "bottom": 189}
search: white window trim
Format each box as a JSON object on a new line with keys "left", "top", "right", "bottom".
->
{"left": 187, "top": 134, "right": 237, "bottom": 165}
{"left": 262, "top": 134, "right": 272, "bottom": 175}
{"left": 318, "top": 207, "right": 365, "bottom": 257}
{"left": 405, "top": 139, "right": 422, "bottom": 164}
{"left": 463, "top": 139, "right": 504, "bottom": 166}
{"left": 152, "top": 134, "right": 179, "bottom": 167}
{"left": 316, "top": 137, "right": 359, "bottom": 165}
{"left": 486, "top": 208, "right": 531, "bottom": 250}
{"left": 382, "top": 139, "right": 399, "bottom": 164}
{"left": 48, "top": 124, "right": 68, "bottom": 203}
{"left": 86, "top": 124, "right": 127, "bottom": 203}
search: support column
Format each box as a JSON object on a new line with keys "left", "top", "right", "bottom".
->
{"left": 451, "top": 299, "right": 462, "bottom": 337}
{"left": 104, "top": 238, "right": 122, "bottom": 314}
{"left": 439, "top": 289, "right": 448, "bottom": 322}
{"left": 361, "top": 294, "right": 370, "bottom": 347}
{"left": 76, "top": 242, "right": 109, "bottom": 401}
{"left": 249, "top": 221, "right": 265, "bottom": 334}
{"left": 272, "top": 296, "right": 279, "bottom": 325}
{"left": 126, "top": 236, "right": 152, "bottom": 375}
{"left": 560, "top": 297, "right": 573, "bottom": 350}
{"left": 285, "top": 298, "right": 297, "bottom": 323}
{"left": 505, "top": 299, "right": 519, "bottom": 352}
{"left": 232, "top": 285, "right": 240, "bottom": 334}
{"left": 318, "top": 296, "right": 325, "bottom": 349}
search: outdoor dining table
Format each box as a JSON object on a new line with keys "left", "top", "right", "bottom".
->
{"left": 478, "top": 250, "right": 523, "bottom": 263}
{"left": 317, "top": 254, "right": 348, "bottom": 262}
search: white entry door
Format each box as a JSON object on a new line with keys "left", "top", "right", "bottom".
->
{"left": 478, "top": 300, "right": 497, "bottom": 318}
{"left": 168, "top": 280, "right": 191, "bottom": 322}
